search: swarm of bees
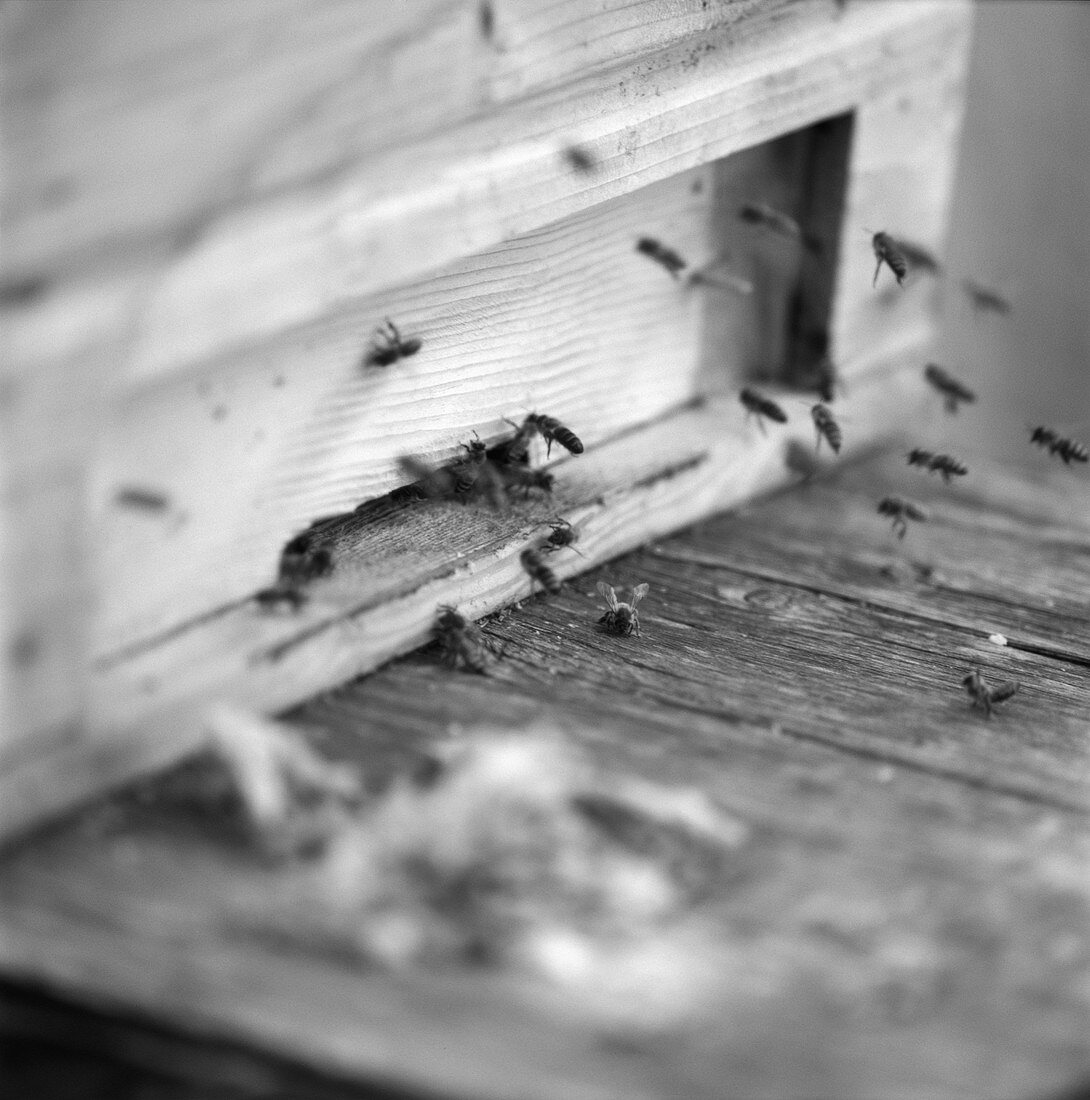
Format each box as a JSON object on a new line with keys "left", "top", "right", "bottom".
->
{"left": 962, "top": 669, "right": 1019, "bottom": 719}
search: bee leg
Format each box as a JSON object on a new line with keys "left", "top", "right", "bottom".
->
{"left": 872, "top": 257, "right": 882, "bottom": 288}
{"left": 814, "top": 426, "right": 823, "bottom": 453}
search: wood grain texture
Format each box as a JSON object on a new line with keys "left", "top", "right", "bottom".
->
{"left": 0, "top": 454, "right": 1087, "bottom": 1100}
{"left": 0, "top": 0, "right": 973, "bottom": 834}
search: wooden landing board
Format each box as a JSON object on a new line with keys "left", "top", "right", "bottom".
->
{"left": 1, "top": 454, "right": 1087, "bottom": 1100}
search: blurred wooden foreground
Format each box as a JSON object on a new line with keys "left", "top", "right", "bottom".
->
{"left": 1, "top": 451, "right": 1088, "bottom": 1100}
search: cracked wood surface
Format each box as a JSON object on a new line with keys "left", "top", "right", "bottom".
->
{"left": 1, "top": 451, "right": 1088, "bottom": 1100}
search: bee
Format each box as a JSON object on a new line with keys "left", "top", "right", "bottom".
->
{"left": 596, "top": 581, "right": 650, "bottom": 637}
{"left": 740, "top": 387, "right": 789, "bottom": 435}
{"left": 810, "top": 403, "right": 842, "bottom": 454}
{"left": 877, "top": 497, "right": 927, "bottom": 539}
{"left": 636, "top": 237, "right": 687, "bottom": 278}
{"left": 738, "top": 202, "right": 802, "bottom": 241}
{"left": 562, "top": 145, "right": 597, "bottom": 173}
{"left": 365, "top": 318, "right": 422, "bottom": 367}
{"left": 449, "top": 436, "right": 489, "bottom": 500}
{"left": 1030, "top": 427, "right": 1088, "bottom": 465}
{"left": 1052, "top": 437, "right": 1089, "bottom": 466}
{"left": 434, "top": 606, "right": 495, "bottom": 674}
{"left": 114, "top": 486, "right": 170, "bottom": 512}
{"left": 544, "top": 518, "right": 585, "bottom": 556}
{"left": 396, "top": 455, "right": 457, "bottom": 500}
{"left": 962, "top": 668, "right": 1019, "bottom": 718}
{"left": 525, "top": 413, "right": 583, "bottom": 457}
{"left": 491, "top": 417, "right": 538, "bottom": 466}
{"left": 962, "top": 279, "right": 1012, "bottom": 316}
{"left": 498, "top": 464, "right": 554, "bottom": 498}
{"left": 891, "top": 237, "right": 942, "bottom": 276}
{"left": 871, "top": 231, "right": 908, "bottom": 287}
{"left": 924, "top": 363, "right": 976, "bottom": 414}
{"left": 927, "top": 454, "right": 969, "bottom": 483}
{"left": 906, "top": 447, "right": 935, "bottom": 469}
{"left": 521, "top": 547, "right": 562, "bottom": 595}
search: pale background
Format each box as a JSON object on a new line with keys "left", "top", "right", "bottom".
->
{"left": 934, "top": 0, "right": 1090, "bottom": 466}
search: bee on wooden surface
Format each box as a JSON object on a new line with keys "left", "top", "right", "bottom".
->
{"left": 525, "top": 413, "right": 583, "bottom": 457}
{"left": 877, "top": 497, "right": 927, "bottom": 539}
{"left": 871, "top": 231, "right": 908, "bottom": 287}
{"left": 636, "top": 237, "right": 687, "bottom": 279}
{"left": 740, "top": 387, "right": 789, "bottom": 435}
{"left": 924, "top": 363, "right": 976, "bottom": 414}
{"left": 596, "top": 581, "right": 650, "bottom": 637}
{"left": 962, "top": 279, "right": 1012, "bottom": 316}
{"left": 962, "top": 668, "right": 1019, "bottom": 719}
{"left": 810, "top": 403, "right": 842, "bottom": 454}
{"left": 365, "top": 318, "right": 422, "bottom": 367}
{"left": 521, "top": 547, "right": 562, "bottom": 596}
{"left": 562, "top": 144, "right": 597, "bottom": 173}
{"left": 435, "top": 606, "right": 494, "bottom": 675}
{"left": 906, "top": 447, "right": 935, "bottom": 469}
{"left": 498, "top": 464, "right": 554, "bottom": 498}
{"left": 544, "top": 518, "right": 585, "bottom": 556}
{"left": 926, "top": 454, "right": 969, "bottom": 483}
{"left": 892, "top": 237, "right": 942, "bottom": 276}
{"left": 449, "top": 436, "right": 489, "bottom": 500}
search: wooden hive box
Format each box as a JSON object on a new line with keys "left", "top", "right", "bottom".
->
{"left": 1, "top": 0, "right": 972, "bottom": 840}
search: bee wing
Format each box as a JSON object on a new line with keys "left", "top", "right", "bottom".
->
{"left": 398, "top": 455, "right": 454, "bottom": 498}
{"left": 628, "top": 583, "right": 650, "bottom": 607}
{"left": 596, "top": 581, "right": 619, "bottom": 610}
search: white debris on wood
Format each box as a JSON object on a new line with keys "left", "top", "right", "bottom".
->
{"left": 988, "top": 633, "right": 1008, "bottom": 646}
{"left": 260, "top": 725, "right": 748, "bottom": 1021}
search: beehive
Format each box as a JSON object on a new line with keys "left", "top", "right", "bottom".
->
{"left": 1, "top": 0, "right": 972, "bottom": 839}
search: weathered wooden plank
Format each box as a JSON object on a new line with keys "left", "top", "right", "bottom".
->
{"left": 5, "top": 0, "right": 970, "bottom": 388}
{"left": 1, "top": 567, "right": 1087, "bottom": 1099}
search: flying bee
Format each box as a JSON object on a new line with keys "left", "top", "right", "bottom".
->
{"left": 927, "top": 454, "right": 969, "bottom": 483}
{"left": 962, "top": 279, "right": 1012, "bottom": 316}
{"left": 962, "top": 668, "right": 1019, "bottom": 719}
{"left": 521, "top": 547, "right": 562, "bottom": 595}
{"left": 738, "top": 202, "right": 802, "bottom": 241}
{"left": 544, "top": 518, "right": 585, "bottom": 556}
{"left": 434, "top": 606, "right": 495, "bottom": 674}
{"left": 365, "top": 318, "right": 422, "bottom": 367}
{"left": 1029, "top": 426, "right": 1059, "bottom": 452}
{"left": 906, "top": 447, "right": 935, "bottom": 469}
{"left": 1053, "top": 437, "right": 1089, "bottom": 465}
{"left": 877, "top": 497, "right": 927, "bottom": 539}
{"left": 871, "top": 231, "right": 908, "bottom": 287}
{"left": 924, "top": 363, "right": 976, "bottom": 414}
{"left": 740, "top": 387, "right": 789, "bottom": 435}
{"left": 813, "top": 356, "right": 844, "bottom": 403}
{"left": 596, "top": 581, "right": 650, "bottom": 637}
{"left": 810, "top": 403, "right": 842, "bottom": 454}
{"left": 636, "top": 236, "right": 687, "bottom": 278}
{"left": 562, "top": 144, "right": 597, "bottom": 173}
{"left": 498, "top": 464, "right": 554, "bottom": 498}
{"left": 525, "top": 413, "right": 583, "bottom": 457}
{"left": 491, "top": 417, "right": 538, "bottom": 466}
{"left": 396, "top": 455, "right": 457, "bottom": 500}
{"left": 892, "top": 237, "right": 942, "bottom": 276}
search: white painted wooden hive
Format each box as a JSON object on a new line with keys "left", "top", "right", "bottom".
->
{"left": 0, "top": 0, "right": 973, "bottom": 839}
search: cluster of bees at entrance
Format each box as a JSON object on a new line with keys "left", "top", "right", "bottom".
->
{"left": 258, "top": 202, "right": 1084, "bottom": 714}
